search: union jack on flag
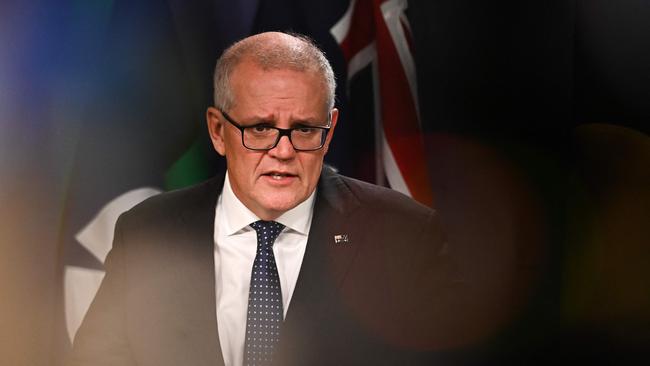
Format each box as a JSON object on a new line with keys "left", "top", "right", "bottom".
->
{"left": 331, "top": 0, "right": 434, "bottom": 206}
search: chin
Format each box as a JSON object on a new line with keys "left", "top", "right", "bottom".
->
{"left": 259, "top": 195, "right": 303, "bottom": 216}
{"left": 265, "top": 201, "right": 298, "bottom": 214}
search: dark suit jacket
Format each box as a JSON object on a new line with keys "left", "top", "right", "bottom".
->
{"left": 69, "top": 167, "right": 467, "bottom": 366}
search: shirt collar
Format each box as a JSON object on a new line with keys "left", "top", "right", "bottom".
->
{"left": 220, "top": 171, "right": 316, "bottom": 236}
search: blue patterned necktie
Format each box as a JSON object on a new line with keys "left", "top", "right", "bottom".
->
{"left": 244, "top": 220, "right": 285, "bottom": 366}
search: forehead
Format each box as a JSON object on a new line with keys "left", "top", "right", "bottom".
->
{"left": 229, "top": 60, "right": 327, "bottom": 116}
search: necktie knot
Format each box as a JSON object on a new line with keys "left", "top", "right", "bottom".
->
{"left": 250, "top": 220, "right": 285, "bottom": 247}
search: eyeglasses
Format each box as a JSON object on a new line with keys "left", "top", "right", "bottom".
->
{"left": 219, "top": 109, "right": 331, "bottom": 151}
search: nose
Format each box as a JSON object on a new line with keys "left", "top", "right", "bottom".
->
{"left": 268, "top": 135, "right": 296, "bottom": 160}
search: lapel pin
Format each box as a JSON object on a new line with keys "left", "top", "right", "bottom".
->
{"left": 334, "top": 234, "right": 350, "bottom": 244}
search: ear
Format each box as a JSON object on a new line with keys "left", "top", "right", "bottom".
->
{"left": 206, "top": 107, "right": 226, "bottom": 156}
{"left": 322, "top": 108, "right": 339, "bottom": 154}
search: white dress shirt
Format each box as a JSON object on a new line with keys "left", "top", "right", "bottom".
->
{"left": 213, "top": 172, "right": 315, "bottom": 366}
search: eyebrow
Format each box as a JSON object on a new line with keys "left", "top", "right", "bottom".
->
{"left": 245, "top": 115, "right": 328, "bottom": 127}
{"left": 291, "top": 119, "right": 324, "bottom": 127}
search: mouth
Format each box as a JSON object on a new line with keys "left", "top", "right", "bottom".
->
{"left": 262, "top": 171, "right": 297, "bottom": 180}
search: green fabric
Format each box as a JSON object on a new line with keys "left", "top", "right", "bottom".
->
{"left": 164, "top": 138, "right": 212, "bottom": 190}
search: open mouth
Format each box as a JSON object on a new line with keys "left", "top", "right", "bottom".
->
{"left": 263, "top": 172, "right": 296, "bottom": 180}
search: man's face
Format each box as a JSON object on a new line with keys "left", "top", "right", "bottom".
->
{"left": 206, "top": 60, "right": 338, "bottom": 220}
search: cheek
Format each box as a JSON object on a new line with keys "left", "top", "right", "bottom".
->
{"left": 231, "top": 155, "right": 254, "bottom": 176}
{"left": 301, "top": 155, "right": 324, "bottom": 186}
{"left": 224, "top": 131, "right": 245, "bottom": 161}
{"left": 223, "top": 130, "right": 240, "bottom": 151}
{"left": 228, "top": 147, "right": 265, "bottom": 182}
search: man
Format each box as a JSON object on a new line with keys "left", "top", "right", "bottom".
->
{"left": 69, "top": 32, "right": 466, "bottom": 366}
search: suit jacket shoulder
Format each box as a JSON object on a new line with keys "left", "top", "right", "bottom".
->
{"left": 318, "top": 167, "right": 445, "bottom": 257}
{"left": 117, "top": 174, "right": 224, "bottom": 234}
{"left": 69, "top": 174, "right": 226, "bottom": 366}
{"left": 338, "top": 173, "right": 433, "bottom": 213}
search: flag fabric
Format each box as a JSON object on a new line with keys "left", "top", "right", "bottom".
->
{"left": 251, "top": 0, "right": 357, "bottom": 176}
{"left": 331, "top": 0, "right": 433, "bottom": 206}
{"left": 253, "top": 0, "right": 432, "bottom": 206}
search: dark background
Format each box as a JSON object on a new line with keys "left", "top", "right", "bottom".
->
{"left": 411, "top": 1, "right": 649, "bottom": 363}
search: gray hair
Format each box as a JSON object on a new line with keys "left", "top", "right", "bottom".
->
{"left": 213, "top": 32, "right": 336, "bottom": 113}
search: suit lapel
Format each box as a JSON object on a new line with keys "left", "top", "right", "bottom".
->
{"left": 311, "top": 167, "right": 363, "bottom": 288}
{"left": 275, "top": 168, "right": 363, "bottom": 364}
{"left": 287, "top": 167, "right": 361, "bottom": 307}
{"left": 172, "top": 175, "right": 226, "bottom": 366}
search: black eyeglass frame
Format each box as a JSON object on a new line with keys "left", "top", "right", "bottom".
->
{"left": 219, "top": 109, "right": 332, "bottom": 151}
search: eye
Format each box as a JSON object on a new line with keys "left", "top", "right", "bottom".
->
{"left": 294, "top": 127, "right": 318, "bottom": 135}
{"left": 252, "top": 126, "right": 272, "bottom": 133}
{"left": 246, "top": 124, "right": 276, "bottom": 135}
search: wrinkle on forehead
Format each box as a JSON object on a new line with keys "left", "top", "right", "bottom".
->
{"left": 229, "top": 62, "right": 329, "bottom": 121}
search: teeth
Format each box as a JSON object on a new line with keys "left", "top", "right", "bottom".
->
{"left": 271, "top": 174, "right": 284, "bottom": 179}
